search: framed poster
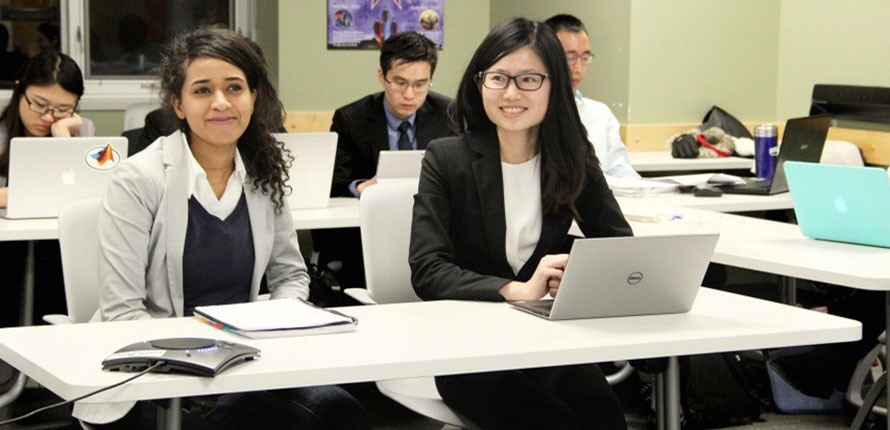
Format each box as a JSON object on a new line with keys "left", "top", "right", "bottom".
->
{"left": 328, "top": 0, "right": 444, "bottom": 50}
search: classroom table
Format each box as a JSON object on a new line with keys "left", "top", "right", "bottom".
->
{"left": 0, "top": 197, "right": 361, "bottom": 409}
{"left": 628, "top": 151, "right": 754, "bottom": 173}
{"left": 624, "top": 203, "right": 890, "bottom": 428}
{"left": 0, "top": 289, "right": 860, "bottom": 430}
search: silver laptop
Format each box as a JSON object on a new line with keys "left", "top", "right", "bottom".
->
{"left": 376, "top": 150, "right": 424, "bottom": 182}
{"left": 2, "top": 137, "right": 128, "bottom": 219}
{"left": 274, "top": 132, "right": 337, "bottom": 210}
{"left": 510, "top": 233, "right": 719, "bottom": 320}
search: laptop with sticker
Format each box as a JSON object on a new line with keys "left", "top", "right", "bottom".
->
{"left": 2, "top": 137, "right": 128, "bottom": 219}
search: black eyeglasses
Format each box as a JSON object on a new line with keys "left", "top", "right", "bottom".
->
{"left": 477, "top": 71, "right": 549, "bottom": 91}
{"left": 23, "top": 93, "right": 76, "bottom": 119}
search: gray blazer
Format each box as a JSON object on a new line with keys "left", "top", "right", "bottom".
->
{"left": 97, "top": 130, "right": 310, "bottom": 322}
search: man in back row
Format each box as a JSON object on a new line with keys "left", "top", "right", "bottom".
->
{"left": 545, "top": 14, "right": 640, "bottom": 179}
{"left": 316, "top": 31, "right": 454, "bottom": 288}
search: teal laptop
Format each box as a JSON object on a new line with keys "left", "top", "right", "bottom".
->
{"left": 784, "top": 161, "right": 890, "bottom": 248}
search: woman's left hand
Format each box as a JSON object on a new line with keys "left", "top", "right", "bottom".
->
{"left": 50, "top": 113, "right": 83, "bottom": 137}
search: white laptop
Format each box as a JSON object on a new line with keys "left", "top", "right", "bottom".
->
{"left": 376, "top": 150, "right": 425, "bottom": 182}
{"left": 2, "top": 137, "right": 128, "bottom": 219}
{"left": 274, "top": 132, "right": 337, "bottom": 210}
{"left": 510, "top": 233, "right": 719, "bottom": 320}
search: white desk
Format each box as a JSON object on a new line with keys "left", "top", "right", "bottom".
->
{"left": 0, "top": 197, "right": 361, "bottom": 242}
{"left": 618, "top": 192, "right": 793, "bottom": 214}
{"left": 628, "top": 151, "right": 754, "bottom": 173}
{"left": 0, "top": 290, "right": 860, "bottom": 430}
{"left": 625, "top": 204, "right": 890, "bottom": 428}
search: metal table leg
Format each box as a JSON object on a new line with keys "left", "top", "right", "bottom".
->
{"left": 655, "top": 357, "right": 681, "bottom": 430}
{"left": 157, "top": 397, "right": 182, "bottom": 430}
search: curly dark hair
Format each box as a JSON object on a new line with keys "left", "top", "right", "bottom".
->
{"left": 158, "top": 26, "right": 291, "bottom": 212}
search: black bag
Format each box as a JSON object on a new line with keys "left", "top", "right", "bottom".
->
{"left": 700, "top": 106, "right": 753, "bottom": 140}
{"left": 680, "top": 352, "right": 770, "bottom": 429}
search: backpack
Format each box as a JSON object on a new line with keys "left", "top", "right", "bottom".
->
{"left": 640, "top": 351, "right": 771, "bottom": 429}
{"left": 680, "top": 352, "right": 770, "bottom": 429}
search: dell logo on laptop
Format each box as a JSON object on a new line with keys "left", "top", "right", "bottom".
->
{"left": 627, "top": 272, "right": 643, "bottom": 285}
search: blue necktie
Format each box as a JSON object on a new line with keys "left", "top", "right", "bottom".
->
{"left": 397, "top": 121, "right": 412, "bottom": 150}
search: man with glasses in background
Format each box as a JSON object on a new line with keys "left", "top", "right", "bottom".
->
{"left": 546, "top": 14, "right": 640, "bottom": 179}
{"left": 319, "top": 31, "right": 453, "bottom": 289}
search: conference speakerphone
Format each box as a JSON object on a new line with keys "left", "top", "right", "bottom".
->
{"left": 102, "top": 337, "right": 260, "bottom": 377}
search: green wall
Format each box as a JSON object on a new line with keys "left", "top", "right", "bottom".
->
{"left": 627, "top": 0, "right": 780, "bottom": 123}
{"left": 776, "top": 0, "right": 890, "bottom": 119}
{"left": 488, "top": 0, "right": 631, "bottom": 121}
{"left": 278, "top": 1, "right": 490, "bottom": 110}
{"left": 80, "top": 0, "right": 890, "bottom": 133}
{"left": 88, "top": 111, "right": 125, "bottom": 137}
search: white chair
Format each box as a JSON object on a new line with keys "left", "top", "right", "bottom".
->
{"left": 123, "top": 100, "right": 161, "bottom": 132}
{"left": 343, "top": 180, "right": 481, "bottom": 429}
{"left": 42, "top": 197, "right": 102, "bottom": 430}
{"left": 43, "top": 197, "right": 103, "bottom": 325}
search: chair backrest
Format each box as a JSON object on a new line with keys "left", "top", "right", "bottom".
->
{"left": 58, "top": 197, "right": 103, "bottom": 323}
{"left": 359, "top": 180, "right": 420, "bottom": 304}
{"left": 123, "top": 101, "right": 161, "bottom": 131}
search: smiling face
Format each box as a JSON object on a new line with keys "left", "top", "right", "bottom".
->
{"left": 18, "top": 83, "right": 78, "bottom": 137}
{"left": 172, "top": 57, "right": 256, "bottom": 150}
{"left": 378, "top": 59, "right": 432, "bottom": 120}
{"left": 480, "top": 46, "right": 550, "bottom": 142}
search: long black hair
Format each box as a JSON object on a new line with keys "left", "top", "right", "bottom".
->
{"left": 159, "top": 26, "right": 290, "bottom": 212}
{"left": 0, "top": 51, "right": 84, "bottom": 177}
{"left": 451, "top": 18, "right": 597, "bottom": 216}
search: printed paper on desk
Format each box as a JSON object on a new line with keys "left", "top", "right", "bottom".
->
{"left": 606, "top": 176, "right": 678, "bottom": 197}
{"left": 652, "top": 173, "right": 744, "bottom": 187}
{"left": 194, "top": 299, "right": 357, "bottom": 338}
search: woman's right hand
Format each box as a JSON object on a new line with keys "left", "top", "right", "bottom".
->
{"left": 499, "top": 254, "right": 568, "bottom": 301}
{"left": 0, "top": 187, "right": 7, "bottom": 209}
{"left": 50, "top": 113, "right": 83, "bottom": 137}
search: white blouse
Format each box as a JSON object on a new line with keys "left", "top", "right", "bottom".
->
{"left": 502, "top": 154, "right": 542, "bottom": 275}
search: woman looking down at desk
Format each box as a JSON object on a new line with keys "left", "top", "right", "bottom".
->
{"left": 409, "top": 18, "right": 632, "bottom": 430}
{"left": 0, "top": 51, "right": 94, "bottom": 208}
{"left": 86, "top": 27, "right": 369, "bottom": 430}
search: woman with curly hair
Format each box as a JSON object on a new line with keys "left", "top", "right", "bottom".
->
{"left": 84, "top": 26, "right": 370, "bottom": 430}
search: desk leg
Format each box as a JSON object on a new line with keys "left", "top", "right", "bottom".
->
{"left": 157, "top": 397, "right": 182, "bottom": 430}
{"left": 656, "top": 373, "right": 665, "bottom": 430}
{"left": 655, "top": 357, "right": 681, "bottom": 430}
{"left": 665, "top": 357, "right": 680, "bottom": 430}
{"left": 779, "top": 276, "right": 797, "bottom": 305}
{"left": 0, "top": 241, "right": 36, "bottom": 410}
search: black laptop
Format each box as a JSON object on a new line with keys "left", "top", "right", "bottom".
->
{"left": 722, "top": 114, "right": 831, "bottom": 195}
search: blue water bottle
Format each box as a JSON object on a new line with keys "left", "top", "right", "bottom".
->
{"left": 754, "top": 124, "right": 778, "bottom": 179}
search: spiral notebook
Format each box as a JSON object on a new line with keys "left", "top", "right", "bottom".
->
{"left": 194, "top": 298, "right": 357, "bottom": 339}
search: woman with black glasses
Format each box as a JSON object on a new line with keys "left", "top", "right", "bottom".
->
{"left": 409, "top": 18, "right": 631, "bottom": 429}
{"left": 0, "top": 51, "right": 93, "bottom": 209}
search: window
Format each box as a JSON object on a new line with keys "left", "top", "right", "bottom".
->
{"left": 0, "top": 0, "right": 255, "bottom": 109}
{"left": 0, "top": 0, "right": 62, "bottom": 89}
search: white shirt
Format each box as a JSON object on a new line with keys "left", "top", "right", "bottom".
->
{"left": 502, "top": 154, "right": 542, "bottom": 275}
{"left": 575, "top": 91, "right": 641, "bottom": 179}
{"left": 183, "top": 133, "right": 247, "bottom": 221}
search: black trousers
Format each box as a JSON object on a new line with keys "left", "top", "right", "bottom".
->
{"left": 92, "top": 385, "right": 371, "bottom": 430}
{"left": 436, "top": 364, "right": 627, "bottom": 430}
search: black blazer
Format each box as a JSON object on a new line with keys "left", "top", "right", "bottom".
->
{"left": 329, "top": 91, "right": 454, "bottom": 196}
{"left": 409, "top": 128, "right": 633, "bottom": 302}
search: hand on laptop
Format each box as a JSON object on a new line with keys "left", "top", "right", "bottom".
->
{"left": 499, "top": 254, "right": 567, "bottom": 301}
{"left": 356, "top": 176, "right": 378, "bottom": 196}
{"left": 50, "top": 113, "right": 84, "bottom": 138}
{"left": 0, "top": 187, "right": 7, "bottom": 209}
